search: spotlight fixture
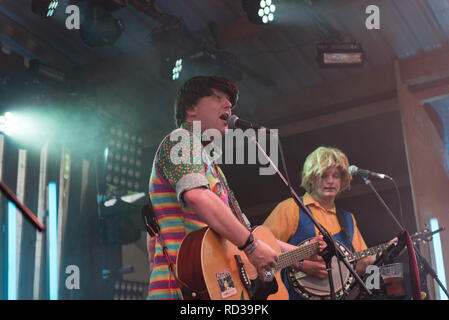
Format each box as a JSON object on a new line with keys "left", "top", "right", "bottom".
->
{"left": 160, "top": 54, "right": 189, "bottom": 81}
{"left": 31, "top": 0, "right": 59, "bottom": 18}
{"left": 0, "top": 112, "right": 19, "bottom": 136}
{"left": 172, "top": 58, "right": 183, "bottom": 80}
{"left": 160, "top": 56, "right": 187, "bottom": 81}
{"left": 103, "top": 125, "right": 145, "bottom": 197}
{"left": 80, "top": 2, "right": 125, "bottom": 47}
{"left": 160, "top": 50, "right": 242, "bottom": 82}
{"left": 316, "top": 32, "right": 365, "bottom": 68}
{"left": 242, "top": 0, "right": 276, "bottom": 25}
{"left": 28, "top": 60, "right": 66, "bottom": 82}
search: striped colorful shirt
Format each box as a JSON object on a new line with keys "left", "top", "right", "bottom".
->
{"left": 147, "top": 121, "right": 244, "bottom": 300}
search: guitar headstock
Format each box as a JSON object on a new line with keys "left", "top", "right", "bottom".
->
{"left": 372, "top": 231, "right": 408, "bottom": 265}
{"left": 410, "top": 226, "right": 445, "bottom": 245}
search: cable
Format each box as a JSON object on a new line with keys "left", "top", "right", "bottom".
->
{"left": 144, "top": 222, "right": 174, "bottom": 299}
{"left": 277, "top": 133, "right": 293, "bottom": 197}
{"left": 390, "top": 177, "right": 405, "bottom": 230}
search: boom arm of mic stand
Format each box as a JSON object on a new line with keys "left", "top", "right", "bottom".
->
{"left": 250, "top": 136, "right": 372, "bottom": 299}
{"left": 361, "top": 176, "right": 404, "bottom": 232}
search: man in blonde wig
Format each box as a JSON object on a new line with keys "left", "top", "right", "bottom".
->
{"left": 264, "top": 146, "right": 375, "bottom": 300}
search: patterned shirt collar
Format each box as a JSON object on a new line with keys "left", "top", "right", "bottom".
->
{"left": 179, "top": 121, "right": 223, "bottom": 162}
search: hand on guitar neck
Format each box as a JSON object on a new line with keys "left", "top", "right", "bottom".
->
{"left": 299, "top": 251, "right": 375, "bottom": 279}
{"left": 282, "top": 235, "right": 375, "bottom": 280}
{"left": 300, "top": 257, "right": 329, "bottom": 280}
{"left": 277, "top": 235, "right": 328, "bottom": 279}
{"left": 355, "top": 255, "right": 376, "bottom": 275}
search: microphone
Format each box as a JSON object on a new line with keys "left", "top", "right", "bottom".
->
{"left": 348, "top": 165, "right": 392, "bottom": 180}
{"left": 227, "top": 115, "right": 267, "bottom": 130}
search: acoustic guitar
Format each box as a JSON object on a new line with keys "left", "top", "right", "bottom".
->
{"left": 176, "top": 225, "right": 320, "bottom": 300}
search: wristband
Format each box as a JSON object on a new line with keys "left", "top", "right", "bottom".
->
{"left": 238, "top": 233, "right": 254, "bottom": 251}
{"left": 244, "top": 239, "right": 258, "bottom": 255}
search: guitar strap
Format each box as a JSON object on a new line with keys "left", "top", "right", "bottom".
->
{"left": 143, "top": 198, "right": 204, "bottom": 299}
{"left": 336, "top": 207, "right": 355, "bottom": 252}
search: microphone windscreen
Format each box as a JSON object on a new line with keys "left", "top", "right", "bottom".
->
{"left": 348, "top": 165, "right": 358, "bottom": 175}
{"left": 227, "top": 115, "right": 239, "bottom": 129}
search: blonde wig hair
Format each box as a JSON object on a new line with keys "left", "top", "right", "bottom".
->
{"left": 300, "top": 146, "right": 352, "bottom": 194}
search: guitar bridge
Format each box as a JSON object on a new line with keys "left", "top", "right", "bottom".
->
{"left": 234, "top": 255, "right": 252, "bottom": 299}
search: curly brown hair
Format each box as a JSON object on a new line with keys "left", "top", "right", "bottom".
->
{"left": 174, "top": 76, "right": 239, "bottom": 127}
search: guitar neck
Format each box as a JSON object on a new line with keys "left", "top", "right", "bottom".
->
{"left": 347, "top": 242, "right": 390, "bottom": 263}
{"left": 275, "top": 239, "right": 392, "bottom": 272}
{"left": 275, "top": 242, "right": 320, "bottom": 272}
{"left": 347, "top": 229, "right": 430, "bottom": 262}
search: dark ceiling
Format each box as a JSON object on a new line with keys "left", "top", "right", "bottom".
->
{"left": 1, "top": 0, "right": 449, "bottom": 246}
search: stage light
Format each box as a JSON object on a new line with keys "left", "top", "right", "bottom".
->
{"left": 31, "top": 0, "right": 59, "bottom": 18}
{"left": 161, "top": 49, "right": 243, "bottom": 82}
{"left": 316, "top": 33, "right": 365, "bottom": 68}
{"left": 47, "top": 0, "right": 58, "bottom": 17}
{"left": 0, "top": 112, "right": 20, "bottom": 136}
{"left": 242, "top": 0, "right": 276, "bottom": 25}
{"left": 28, "top": 60, "right": 66, "bottom": 82}
{"left": 172, "top": 59, "right": 183, "bottom": 80}
{"left": 103, "top": 125, "right": 145, "bottom": 197}
{"left": 80, "top": 2, "right": 125, "bottom": 47}
{"left": 160, "top": 56, "right": 184, "bottom": 81}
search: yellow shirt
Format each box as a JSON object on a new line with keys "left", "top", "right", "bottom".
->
{"left": 263, "top": 193, "right": 368, "bottom": 252}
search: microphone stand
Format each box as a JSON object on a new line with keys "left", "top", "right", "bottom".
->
{"left": 361, "top": 175, "right": 449, "bottom": 299}
{"left": 361, "top": 176, "right": 404, "bottom": 232}
{"left": 414, "top": 247, "right": 449, "bottom": 299}
{"left": 250, "top": 134, "right": 372, "bottom": 299}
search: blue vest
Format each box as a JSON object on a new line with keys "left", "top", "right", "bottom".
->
{"left": 283, "top": 198, "right": 355, "bottom": 300}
